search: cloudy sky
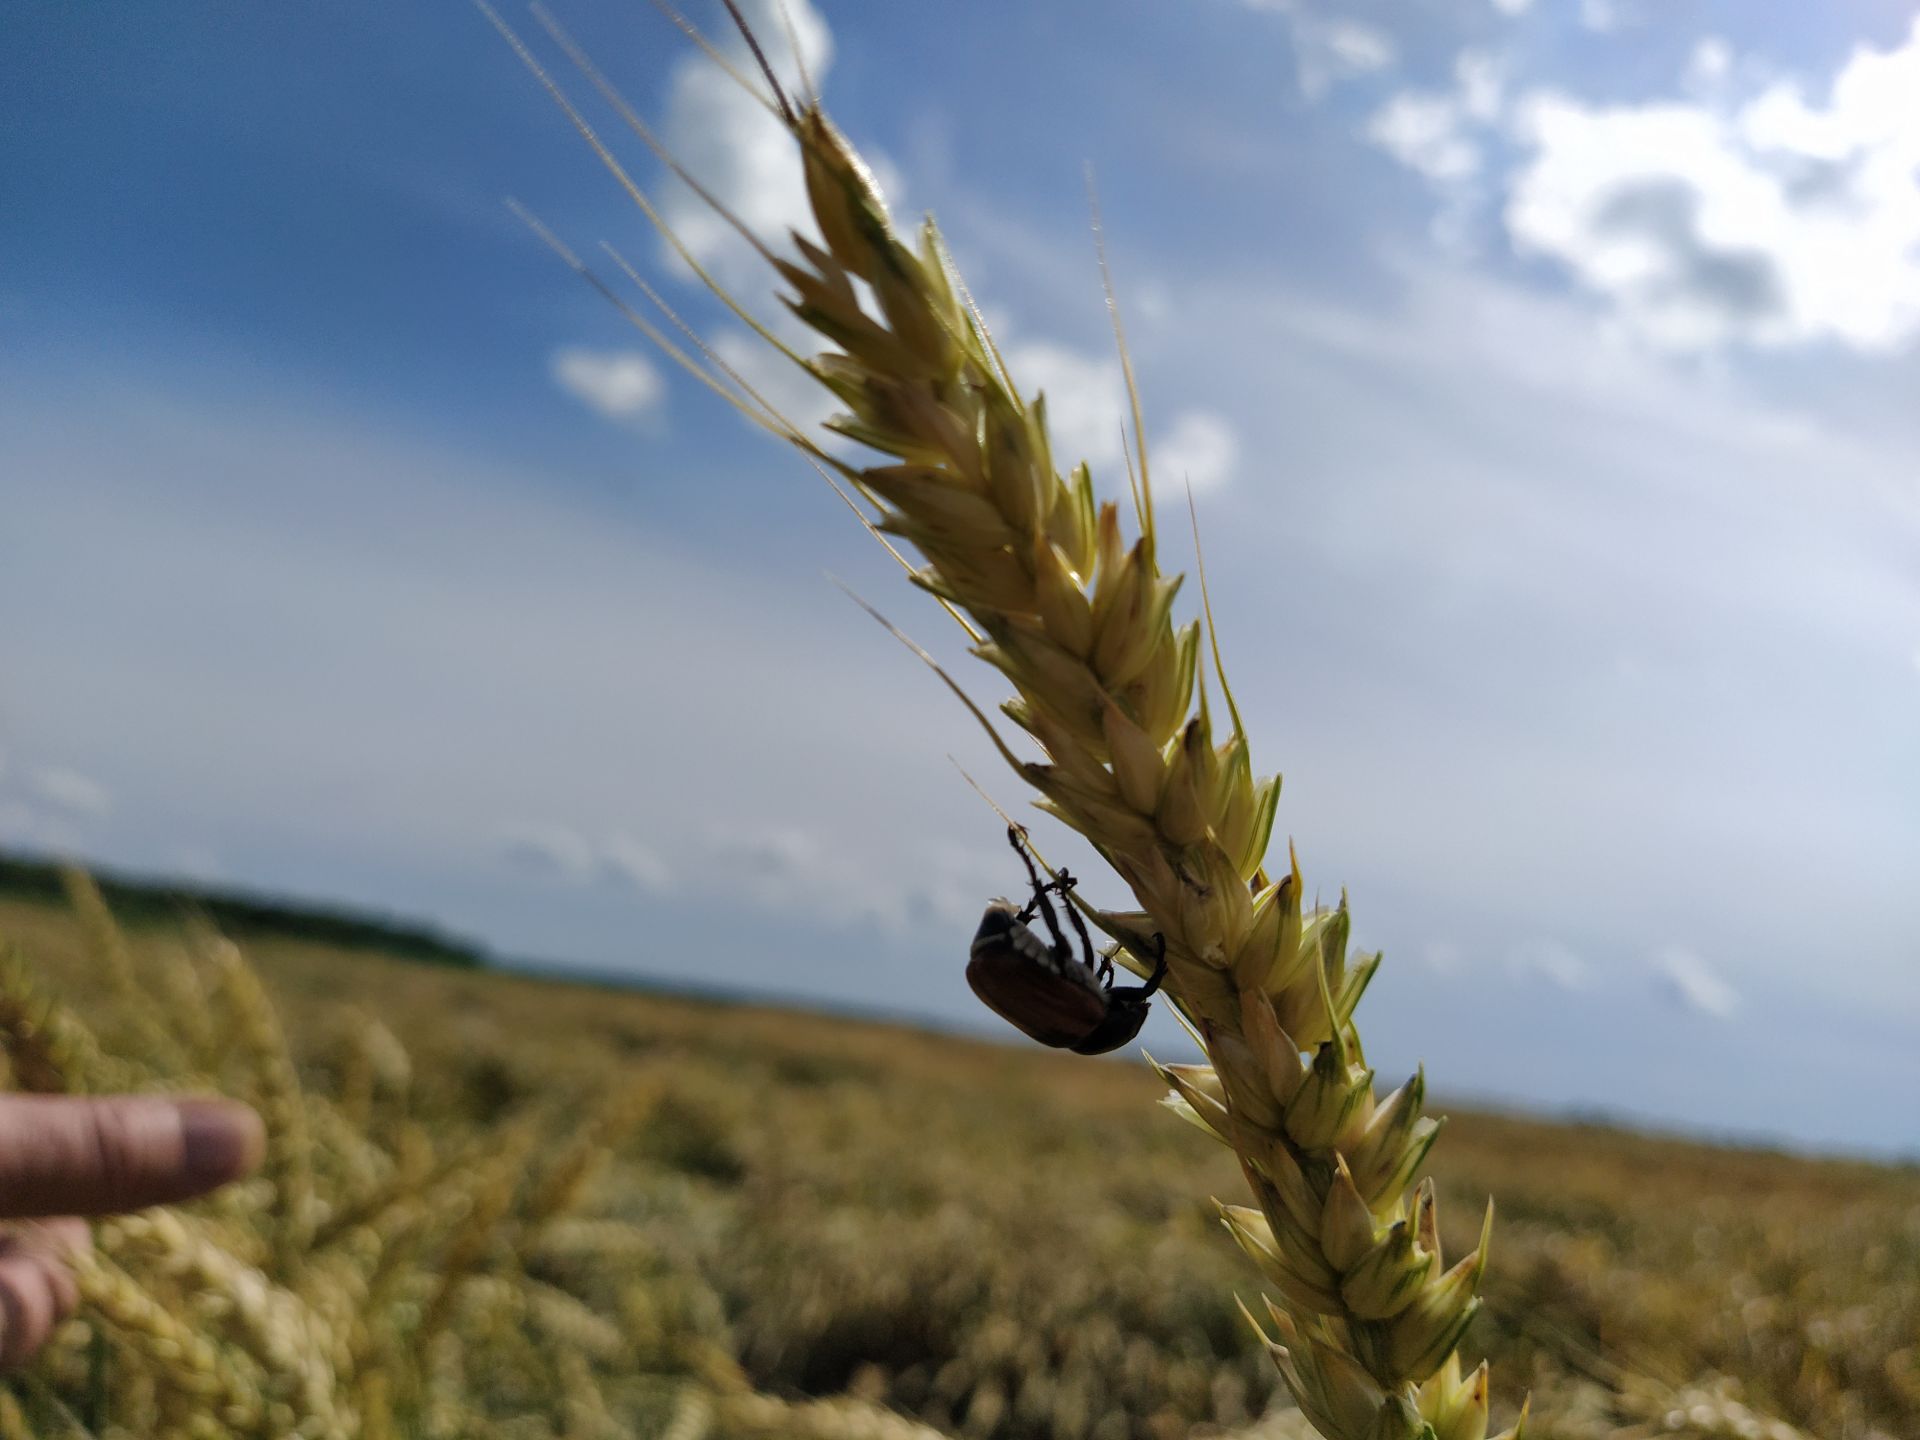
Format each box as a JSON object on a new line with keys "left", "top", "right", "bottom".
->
{"left": 3, "top": 1, "right": 1916, "bottom": 1155}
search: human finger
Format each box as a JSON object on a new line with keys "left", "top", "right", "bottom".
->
{"left": 0, "top": 1219, "right": 89, "bottom": 1371}
{"left": 0, "top": 1095, "right": 264, "bottom": 1219}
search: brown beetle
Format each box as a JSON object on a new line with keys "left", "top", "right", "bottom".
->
{"left": 966, "top": 829, "right": 1167, "bottom": 1056}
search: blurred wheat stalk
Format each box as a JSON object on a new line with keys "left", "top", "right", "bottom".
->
{"left": 1, "top": 872, "right": 941, "bottom": 1440}
{"left": 484, "top": 6, "right": 1528, "bottom": 1438}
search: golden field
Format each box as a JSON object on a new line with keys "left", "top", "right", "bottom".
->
{"left": 1, "top": 892, "right": 1914, "bottom": 1440}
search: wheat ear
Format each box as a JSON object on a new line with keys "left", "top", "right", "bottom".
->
{"left": 499, "top": 13, "right": 1531, "bottom": 1437}
{"left": 200, "top": 930, "right": 318, "bottom": 1268}
{"left": 778, "top": 117, "right": 1521, "bottom": 1440}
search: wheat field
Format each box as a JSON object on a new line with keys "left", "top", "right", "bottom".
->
{"left": 1, "top": 891, "right": 1913, "bottom": 1439}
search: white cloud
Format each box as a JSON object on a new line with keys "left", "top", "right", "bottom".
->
{"left": 1687, "top": 37, "right": 1734, "bottom": 91}
{"left": 1505, "top": 96, "right": 1793, "bottom": 350}
{"left": 1232, "top": 0, "right": 1395, "bottom": 100}
{"left": 658, "top": 0, "right": 835, "bottom": 290}
{"left": 497, "top": 823, "right": 598, "bottom": 883}
{"left": 559, "top": 819, "right": 1001, "bottom": 937}
{"left": 498, "top": 826, "right": 673, "bottom": 895}
{"left": 692, "top": 821, "right": 1015, "bottom": 935}
{"left": 1003, "top": 338, "right": 1128, "bottom": 475}
{"left": 1580, "top": 0, "right": 1622, "bottom": 34}
{"left": 30, "top": 767, "right": 111, "bottom": 818}
{"left": 1000, "top": 338, "right": 1236, "bottom": 500}
{"left": 1368, "top": 91, "right": 1482, "bottom": 183}
{"left": 1490, "top": 0, "right": 1531, "bottom": 14}
{"left": 707, "top": 819, "right": 885, "bottom": 925}
{"left": 1456, "top": 49, "right": 1508, "bottom": 124}
{"left": 1507, "top": 939, "right": 1592, "bottom": 991}
{"left": 603, "top": 832, "right": 672, "bottom": 893}
{"left": 1371, "top": 17, "right": 1920, "bottom": 353}
{"left": 549, "top": 347, "right": 665, "bottom": 424}
{"left": 1156, "top": 409, "right": 1238, "bottom": 494}
{"left": 646, "top": 0, "right": 914, "bottom": 449}
{"left": 710, "top": 330, "right": 841, "bottom": 434}
{"left": 1654, "top": 945, "right": 1740, "bottom": 1018}
{"left": 1295, "top": 17, "right": 1397, "bottom": 100}
{"left": 498, "top": 817, "right": 993, "bottom": 926}
{"left": 1366, "top": 49, "right": 1509, "bottom": 189}
{"left": 1322, "top": 21, "right": 1394, "bottom": 74}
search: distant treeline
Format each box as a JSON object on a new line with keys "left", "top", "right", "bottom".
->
{"left": 0, "top": 850, "right": 485, "bottom": 968}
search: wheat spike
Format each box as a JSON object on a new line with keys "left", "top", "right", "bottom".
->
{"left": 58, "top": 868, "right": 199, "bottom": 1082}
{"left": 331, "top": 1005, "right": 412, "bottom": 1132}
{"left": 199, "top": 929, "right": 319, "bottom": 1267}
{"left": 416, "top": 1121, "right": 541, "bottom": 1349}
{"left": 72, "top": 1247, "right": 268, "bottom": 1438}
{"left": 0, "top": 944, "right": 125, "bottom": 1093}
{"left": 504, "top": 16, "right": 1524, "bottom": 1437}
{"left": 717, "top": 1392, "right": 955, "bottom": 1440}
{"left": 99, "top": 1209, "right": 348, "bottom": 1438}
{"left": 516, "top": 1081, "right": 660, "bottom": 1243}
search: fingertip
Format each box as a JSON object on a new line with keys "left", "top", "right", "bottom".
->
{"left": 40, "top": 1216, "right": 91, "bottom": 1256}
{"left": 0, "top": 1095, "right": 267, "bottom": 1217}
{"left": 0, "top": 1251, "right": 64, "bottom": 1372}
{"left": 178, "top": 1099, "right": 266, "bottom": 1192}
{"left": 37, "top": 1243, "right": 78, "bottom": 1326}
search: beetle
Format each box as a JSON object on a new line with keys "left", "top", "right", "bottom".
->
{"left": 966, "top": 827, "right": 1168, "bottom": 1056}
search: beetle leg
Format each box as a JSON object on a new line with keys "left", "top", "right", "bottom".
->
{"left": 1004, "top": 827, "right": 1075, "bottom": 957}
{"left": 1106, "top": 936, "right": 1169, "bottom": 1005}
{"left": 1056, "top": 880, "right": 1101, "bottom": 979}
{"left": 1007, "top": 826, "right": 1049, "bottom": 922}
{"left": 1138, "top": 933, "right": 1169, "bottom": 997}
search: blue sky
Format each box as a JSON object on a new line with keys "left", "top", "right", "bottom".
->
{"left": 3, "top": 1, "right": 1917, "bottom": 1155}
